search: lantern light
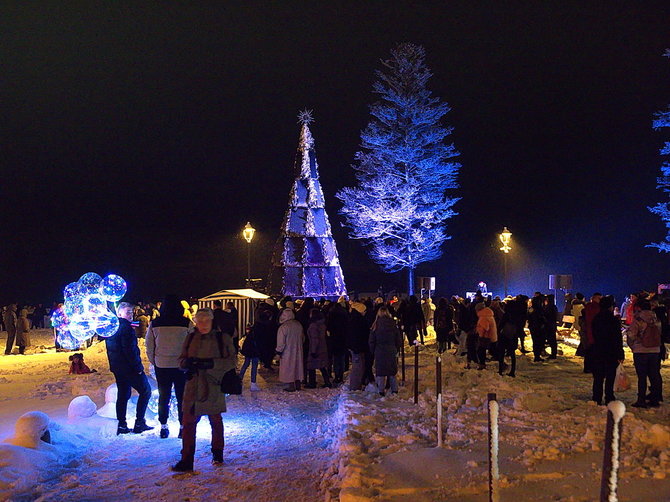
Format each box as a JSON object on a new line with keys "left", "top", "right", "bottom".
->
{"left": 499, "top": 226, "right": 512, "bottom": 253}
{"left": 242, "top": 222, "right": 256, "bottom": 244}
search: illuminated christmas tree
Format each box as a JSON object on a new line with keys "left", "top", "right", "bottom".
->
{"left": 268, "top": 111, "right": 347, "bottom": 299}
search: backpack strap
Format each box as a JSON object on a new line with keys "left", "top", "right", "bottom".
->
{"left": 215, "top": 330, "right": 224, "bottom": 358}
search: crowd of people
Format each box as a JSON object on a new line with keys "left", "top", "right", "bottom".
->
{"left": 2, "top": 287, "right": 667, "bottom": 472}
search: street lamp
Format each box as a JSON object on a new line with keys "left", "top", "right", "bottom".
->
{"left": 242, "top": 222, "right": 255, "bottom": 287}
{"left": 499, "top": 227, "right": 512, "bottom": 297}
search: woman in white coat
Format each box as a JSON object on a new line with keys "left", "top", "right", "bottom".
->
{"left": 275, "top": 308, "right": 304, "bottom": 392}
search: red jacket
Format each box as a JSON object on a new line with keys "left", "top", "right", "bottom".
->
{"left": 583, "top": 301, "right": 601, "bottom": 346}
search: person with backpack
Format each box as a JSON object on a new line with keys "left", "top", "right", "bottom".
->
{"left": 172, "top": 308, "right": 237, "bottom": 472}
{"left": 626, "top": 300, "right": 663, "bottom": 408}
{"left": 146, "top": 295, "right": 192, "bottom": 439}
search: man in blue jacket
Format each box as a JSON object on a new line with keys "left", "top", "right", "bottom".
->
{"left": 105, "top": 302, "right": 153, "bottom": 435}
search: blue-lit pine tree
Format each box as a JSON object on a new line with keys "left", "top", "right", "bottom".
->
{"left": 648, "top": 49, "right": 670, "bottom": 252}
{"left": 337, "top": 43, "right": 461, "bottom": 294}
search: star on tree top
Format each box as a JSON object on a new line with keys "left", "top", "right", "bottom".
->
{"left": 298, "top": 109, "right": 315, "bottom": 125}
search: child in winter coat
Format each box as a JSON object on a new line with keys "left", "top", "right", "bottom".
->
{"left": 68, "top": 353, "right": 97, "bottom": 374}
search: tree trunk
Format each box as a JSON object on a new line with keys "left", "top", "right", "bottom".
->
{"left": 408, "top": 267, "right": 415, "bottom": 296}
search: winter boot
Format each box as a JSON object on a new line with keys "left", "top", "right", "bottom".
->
{"left": 250, "top": 382, "right": 260, "bottom": 391}
{"left": 295, "top": 380, "right": 302, "bottom": 391}
{"left": 212, "top": 449, "right": 224, "bottom": 465}
{"left": 133, "top": 420, "right": 154, "bottom": 434}
{"left": 284, "top": 382, "right": 297, "bottom": 392}
{"left": 171, "top": 458, "right": 194, "bottom": 472}
{"left": 160, "top": 424, "right": 169, "bottom": 439}
{"left": 117, "top": 423, "right": 132, "bottom": 435}
{"left": 631, "top": 401, "right": 648, "bottom": 408}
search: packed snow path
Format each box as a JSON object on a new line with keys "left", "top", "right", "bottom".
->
{"left": 0, "top": 331, "right": 342, "bottom": 501}
{"left": 41, "top": 384, "right": 342, "bottom": 502}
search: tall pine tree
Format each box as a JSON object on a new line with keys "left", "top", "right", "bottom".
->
{"left": 648, "top": 49, "right": 670, "bottom": 252}
{"left": 337, "top": 43, "right": 461, "bottom": 294}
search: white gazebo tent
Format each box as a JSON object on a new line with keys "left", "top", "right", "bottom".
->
{"left": 198, "top": 288, "right": 270, "bottom": 335}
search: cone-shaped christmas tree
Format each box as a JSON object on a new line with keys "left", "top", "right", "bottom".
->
{"left": 269, "top": 111, "right": 347, "bottom": 299}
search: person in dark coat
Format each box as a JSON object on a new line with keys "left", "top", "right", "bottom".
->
{"left": 497, "top": 307, "right": 517, "bottom": 377}
{"left": 254, "top": 303, "right": 278, "bottom": 370}
{"left": 543, "top": 294, "right": 559, "bottom": 359}
{"left": 212, "top": 300, "right": 237, "bottom": 337}
{"left": 590, "top": 295, "right": 625, "bottom": 405}
{"left": 3, "top": 304, "right": 18, "bottom": 355}
{"left": 434, "top": 298, "right": 454, "bottom": 353}
{"left": 239, "top": 321, "right": 261, "bottom": 391}
{"left": 402, "top": 296, "right": 426, "bottom": 345}
{"left": 528, "top": 296, "right": 546, "bottom": 362}
{"left": 306, "top": 309, "right": 331, "bottom": 388}
{"left": 347, "top": 302, "right": 370, "bottom": 390}
{"left": 508, "top": 295, "right": 529, "bottom": 353}
{"left": 369, "top": 307, "right": 403, "bottom": 396}
{"left": 326, "top": 301, "right": 349, "bottom": 385}
{"left": 105, "top": 302, "right": 153, "bottom": 435}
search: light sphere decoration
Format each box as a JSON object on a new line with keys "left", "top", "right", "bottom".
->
{"left": 54, "top": 272, "right": 128, "bottom": 347}
{"left": 77, "top": 272, "right": 103, "bottom": 295}
{"left": 99, "top": 274, "right": 127, "bottom": 302}
{"left": 56, "top": 329, "right": 82, "bottom": 351}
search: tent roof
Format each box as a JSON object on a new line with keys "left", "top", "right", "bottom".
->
{"left": 199, "top": 288, "right": 270, "bottom": 301}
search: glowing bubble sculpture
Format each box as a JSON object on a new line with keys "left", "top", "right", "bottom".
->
{"left": 99, "top": 274, "right": 127, "bottom": 302}
{"left": 53, "top": 272, "right": 128, "bottom": 348}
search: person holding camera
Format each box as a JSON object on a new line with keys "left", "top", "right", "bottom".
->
{"left": 172, "top": 308, "right": 237, "bottom": 472}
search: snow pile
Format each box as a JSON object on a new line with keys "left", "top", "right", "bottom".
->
{"left": 68, "top": 395, "right": 97, "bottom": 419}
{"left": 0, "top": 411, "right": 88, "bottom": 499}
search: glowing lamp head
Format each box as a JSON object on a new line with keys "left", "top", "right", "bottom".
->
{"left": 242, "top": 222, "right": 256, "bottom": 243}
{"left": 499, "top": 226, "right": 512, "bottom": 253}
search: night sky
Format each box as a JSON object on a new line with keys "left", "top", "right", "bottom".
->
{"left": 2, "top": 2, "right": 670, "bottom": 305}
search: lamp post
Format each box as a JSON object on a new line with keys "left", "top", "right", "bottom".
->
{"left": 242, "top": 222, "right": 256, "bottom": 287}
{"left": 499, "top": 227, "right": 512, "bottom": 297}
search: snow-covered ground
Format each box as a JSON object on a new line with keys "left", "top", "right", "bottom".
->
{"left": 0, "top": 330, "right": 343, "bottom": 501}
{"left": 1, "top": 328, "right": 669, "bottom": 501}
{"left": 337, "top": 337, "right": 670, "bottom": 501}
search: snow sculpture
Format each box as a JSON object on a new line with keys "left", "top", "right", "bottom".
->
{"left": 268, "top": 111, "right": 347, "bottom": 299}
{"left": 51, "top": 272, "right": 127, "bottom": 348}
{"left": 96, "top": 383, "right": 118, "bottom": 418}
{"left": 9, "top": 411, "right": 51, "bottom": 448}
{"left": 68, "top": 396, "right": 97, "bottom": 419}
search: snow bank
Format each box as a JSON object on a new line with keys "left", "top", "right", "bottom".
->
{"left": 0, "top": 412, "right": 88, "bottom": 499}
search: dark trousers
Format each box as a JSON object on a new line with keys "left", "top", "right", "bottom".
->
{"left": 114, "top": 371, "right": 151, "bottom": 426}
{"left": 181, "top": 413, "right": 224, "bottom": 461}
{"left": 332, "top": 349, "right": 346, "bottom": 382}
{"left": 530, "top": 328, "right": 545, "bottom": 360}
{"left": 155, "top": 366, "right": 186, "bottom": 425}
{"left": 592, "top": 364, "right": 617, "bottom": 404}
{"left": 239, "top": 357, "right": 259, "bottom": 383}
{"left": 633, "top": 352, "right": 662, "bottom": 402}
{"left": 405, "top": 324, "right": 419, "bottom": 345}
{"left": 307, "top": 368, "right": 331, "bottom": 387}
{"left": 4, "top": 328, "right": 16, "bottom": 354}
{"left": 545, "top": 328, "right": 557, "bottom": 357}
{"left": 477, "top": 346, "right": 488, "bottom": 365}
{"left": 516, "top": 325, "right": 527, "bottom": 351}
{"left": 498, "top": 341, "right": 516, "bottom": 376}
